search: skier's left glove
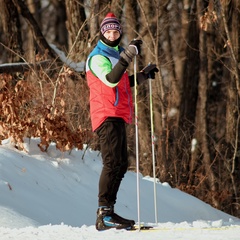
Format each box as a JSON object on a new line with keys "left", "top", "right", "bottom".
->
{"left": 137, "top": 63, "right": 159, "bottom": 85}
{"left": 120, "top": 39, "right": 142, "bottom": 64}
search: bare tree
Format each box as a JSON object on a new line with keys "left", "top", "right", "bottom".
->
{"left": 0, "top": 0, "right": 23, "bottom": 62}
{"left": 12, "top": 0, "right": 56, "bottom": 59}
{"left": 50, "top": 0, "right": 68, "bottom": 48}
{"left": 65, "top": 0, "right": 88, "bottom": 61}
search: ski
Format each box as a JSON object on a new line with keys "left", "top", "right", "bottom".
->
{"left": 129, "top": 225, "right": 240, "bottom": 232}
{"left": 129, "top": 225, "right": 154, "bottom": 231}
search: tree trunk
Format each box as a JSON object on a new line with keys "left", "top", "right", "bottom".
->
{"left": 177, "top": 3, "right": 199, "bottom": 186}
{"left": 221, "top": 0, "right": 240, "bottom": 215}
{"left": 12, "top": 0, "right": 56, "bottom": 59}
{"left": 65, "top": 0, "right": 88, "bottom": 62}
{"left": 25, "top": 0, "right": 41, "bottom": 62}
{"left": 50, "top": 0, "right": 68, "bottom": 48}
{"left": 0, "top": 0, "right": 23, "bottom": 62}
{"left": 194, "top": 0, "right": 220, "bottom": 209}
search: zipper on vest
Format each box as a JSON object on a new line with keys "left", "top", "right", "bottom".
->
{"left": 114, "top": 86, "right": 119, "bottom": 106}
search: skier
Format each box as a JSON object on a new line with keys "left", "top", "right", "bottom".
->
{"left": 85, "top": 12, "right": 158, "bottom": 230}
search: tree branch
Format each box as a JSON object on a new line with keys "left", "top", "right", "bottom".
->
{"left": 12, "top": 0, "right": 57, "bottom": 59}
{"left": 0, "top": 60, "right": 51, "bottom": 74}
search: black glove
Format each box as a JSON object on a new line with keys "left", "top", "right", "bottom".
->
{"left": 137, "top": 63, "right": 159, "bottom": 85}
{"left": 120, "top": 39, "right": 142, "bottom": 64}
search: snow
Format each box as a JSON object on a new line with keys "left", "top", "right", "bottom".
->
{"left": 0, "top": 138, "right": 240, "bottom": 240}
{"left": 0, "top": 44, "right": 84, "bottom": 73}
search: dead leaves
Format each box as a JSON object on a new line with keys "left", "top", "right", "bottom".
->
{"left": 200, "top": 10, "right": 217, "bottom": 32}
{"left": 0, "top": 71, "right": 90, "bottom": 153}
{"left": 37, "top": 113, "right": 87, "bottom": 152}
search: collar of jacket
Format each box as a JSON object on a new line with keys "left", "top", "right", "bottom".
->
{"left": 88, "top": 40, "right": 124, "bottom": 60}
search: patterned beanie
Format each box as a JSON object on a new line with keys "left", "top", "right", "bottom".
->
{"left": 100, "top": 12, "right": 122, "bottom": 35}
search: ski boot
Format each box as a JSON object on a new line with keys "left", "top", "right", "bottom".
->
{"left": 96, "top": 206, "right": 134, "bottom": 231}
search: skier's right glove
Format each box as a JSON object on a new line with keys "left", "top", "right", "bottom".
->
{"left": 137, "top": 63, "right": 159, "bottom": 85}
{"left": 120, "top": 39, "right": 142, "bottom": 64}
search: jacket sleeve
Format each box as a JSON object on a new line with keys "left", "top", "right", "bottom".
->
{"left": 106, "top": 57, "right": 129, "bottom": 84}
{"left": 89, "top": 55, "right": 118, "bottom": 87}
{"left": 89, "top": 55, "right": 129, "bottom": 88}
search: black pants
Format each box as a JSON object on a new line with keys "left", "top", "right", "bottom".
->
{"left": 96, "top": 118, "right": 128, "bottom": 207}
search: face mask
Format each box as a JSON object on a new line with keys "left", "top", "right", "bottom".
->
{"left": 100, "top": 32, "right": 122, "bottom": 47}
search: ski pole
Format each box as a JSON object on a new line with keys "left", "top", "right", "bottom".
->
{"left": 148, "top": 64, "right": 158, "bottom": 224}
{"left": 134, "top": 55, "right": 141, "bottom": 231}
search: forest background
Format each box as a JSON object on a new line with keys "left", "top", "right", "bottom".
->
{"left": 0, "top": 0, "right": 239, "bottom": 220}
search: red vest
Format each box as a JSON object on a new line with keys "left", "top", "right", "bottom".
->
{"left": 86, "top": 70, "right": 133, "bottom": 131}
